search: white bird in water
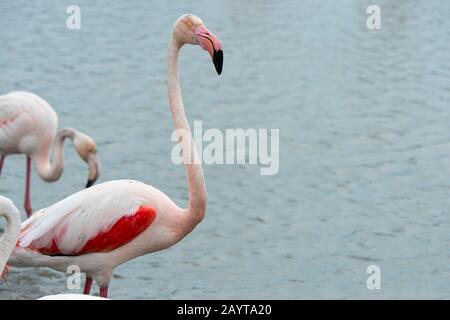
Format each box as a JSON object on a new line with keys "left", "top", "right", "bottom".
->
{"left": 0, "top": 91, "right": 101, "bottom": 217}
{"left": 6, "top": 14, "right": 223, "bottom": 298}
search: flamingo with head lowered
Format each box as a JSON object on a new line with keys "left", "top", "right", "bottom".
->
{"left": 6, "top": 14, "right": 223, "bottom": 298}
{"left": 0, "top": 91, "right": 101, "bottom": 217}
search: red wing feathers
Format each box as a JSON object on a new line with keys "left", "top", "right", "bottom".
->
{"left": 30, "top": 206, "right": 157, "bottom": 256}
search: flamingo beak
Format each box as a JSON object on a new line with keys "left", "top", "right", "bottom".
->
{"left": 86, "top": 177, "right": 97, "bottom": 188}
{"left": 195, "top": 25, "right": 223, "bottom": 75}
{"left": 86, "top": 153, "right": 100, "bottom": 188}
{"left": 213, "top": 50, "right": 223, "bottom": 76}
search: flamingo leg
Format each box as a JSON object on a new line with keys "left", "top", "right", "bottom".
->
{"left": 24, "top": 156, "right": 32, "bottom": 217}
{"left": 83, "top": 277, "right": 93, "bottom": 295}
{"left": 0, "top": 155, "right": 4, "bottom": 176}
{"left": 99, "top": 287, "right": 108, "bottom": 298}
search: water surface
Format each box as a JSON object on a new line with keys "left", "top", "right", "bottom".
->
{"left": 1, "top": 0, "right": 450, "bottom": 299}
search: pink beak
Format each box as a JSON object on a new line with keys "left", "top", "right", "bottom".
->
{"left": 194, "top": 25, "right": 223, "bottom": 75}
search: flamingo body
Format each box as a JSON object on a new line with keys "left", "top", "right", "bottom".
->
{"left": 17, "top": 180, "right": 181, "bottom": 257}
{"left": 25, "top": 205, "right": 157, "bottom": 256}
{"left": 0, "top": 91, "right": 57, "bottom": 157}
{"left": 9, "top": 180, "right": 187, "bottom": 291}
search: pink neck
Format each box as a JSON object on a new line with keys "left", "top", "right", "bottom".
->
{"left": 167, "top": 35, "right": 207, "bottom": 225}
{"left": 33, "top": 128, "right": 74, "bottom": 182}
{"left": 0, "top": 200, "right": 20, "bottom": 274}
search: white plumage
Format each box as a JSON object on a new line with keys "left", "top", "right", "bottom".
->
{"left": 19, "top": 180, "right": 155, "bottom": 253}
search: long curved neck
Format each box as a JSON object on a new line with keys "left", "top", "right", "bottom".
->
{"left": 168, "top": 34, "right": 207, "bottom": 224}
{"left": 33, "top": 128, "right": 75, "bottom": 182}
{"left": 0, "top": 202, "right": 20, "bottom": 274}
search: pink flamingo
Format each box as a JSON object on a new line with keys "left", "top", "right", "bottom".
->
{"left": 0, "top": 91, "right": 101, "bottom": 217}
{"left": 6, "top": 14, "right": 223, "bottom": 298}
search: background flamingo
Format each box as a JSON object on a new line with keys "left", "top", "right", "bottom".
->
{"left": 6, "top": 14, "right": 222, "bottom": 298}
{"left": 0, "top": 195, "right": 107, "bottom": 300}
{"left": 0, "top": 91, "right": 101, "bottom": 217}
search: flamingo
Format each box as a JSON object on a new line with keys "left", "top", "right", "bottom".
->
{"left": 0, "top": 91, "right": 101, "bottom": 217}
{"left": 6, "top": 14, "right": 223, "bottom": 299}
{"left": 0, "top": 196, "right": 20, "bottom": 285}
{"left": 0, "top": 195, "right": 107, "bottom": 300}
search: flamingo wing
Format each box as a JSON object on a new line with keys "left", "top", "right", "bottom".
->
{"left": 18, "top": 180, "right": 157, "bottom": 255}
{"left": 0, "top": 94, "right": 34, "bottom": 147}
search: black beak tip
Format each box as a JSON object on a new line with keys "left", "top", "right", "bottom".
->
{"left": 86, "top": 178, "right": 96, "bottom": 188}
{"left": 213, "top": 50, "right": 223, "bottom": 75}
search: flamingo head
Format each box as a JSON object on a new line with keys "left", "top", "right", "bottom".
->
{"left": 173, "top": 14, "right": 223, "bottom": 75}
{"left": 73, "top": 131, "right": 101, "bottom": 188}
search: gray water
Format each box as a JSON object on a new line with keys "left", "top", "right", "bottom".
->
{"left": 1, "top": 0, "right": 450, "bottom": 299}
